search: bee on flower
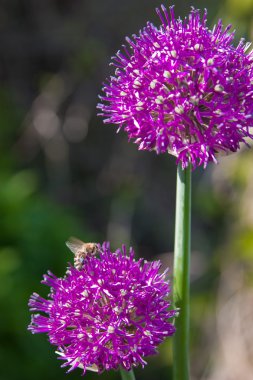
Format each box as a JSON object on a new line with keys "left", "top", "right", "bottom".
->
{"left": 65, "top": 237, "right": 99, "bottom": 270}
{"left": 28, "top": 242, "right": 176, "bottom": 374}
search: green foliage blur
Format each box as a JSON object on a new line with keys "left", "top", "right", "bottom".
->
{"left": 0, "top": 1, "right": 253, "bottom": 380}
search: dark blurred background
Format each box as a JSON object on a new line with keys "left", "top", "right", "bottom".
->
{"left": 1, "top": 1, "right": 253, "bottom": 379}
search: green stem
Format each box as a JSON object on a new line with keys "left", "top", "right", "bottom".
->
{"left": 173, "top": 164, "right": 191, "bottom": 380}
{"left": 120, "top": 368, "right": 136, "bottom": 380}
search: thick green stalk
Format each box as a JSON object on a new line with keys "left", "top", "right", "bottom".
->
{"left": 120, "top": 368, "right": 136, "bottom": 380}
{"left": 173, "top": 164, "right": 191, "bottom": 380}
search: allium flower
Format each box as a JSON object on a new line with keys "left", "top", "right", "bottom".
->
{"left": 28, "top": 243, "right": 176, "bottom": 374}
{"left": 97, "top": 5, "right": 253, "bottom": 169}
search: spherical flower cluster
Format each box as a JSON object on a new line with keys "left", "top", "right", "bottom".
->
{"left": 98, "top": 5, "right": 253, "bottom": 169}
{"left": 28, "top": 243, "right": 176, "bottom": 374}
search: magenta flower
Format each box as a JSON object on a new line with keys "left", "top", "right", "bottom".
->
{"left": 98, "top": 5, "right": 253, "bottom": 169}
{"left": 28, "top": 243, "right": 176, "bottom": 374}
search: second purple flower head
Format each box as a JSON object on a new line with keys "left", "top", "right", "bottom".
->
{"left": 98, "top": 5, "right": 253, "bottom": 169}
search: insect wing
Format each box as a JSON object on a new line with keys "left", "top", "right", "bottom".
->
{"left": 65, "top": 236, "right": 85, "bottom": 254}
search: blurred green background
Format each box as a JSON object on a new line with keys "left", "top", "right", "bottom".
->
{"left": 1, "top": 1, "right": 253, "bottom": 379}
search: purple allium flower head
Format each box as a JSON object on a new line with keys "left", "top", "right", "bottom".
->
{"left": 97, "top": 5, "right": 253, "bottom": 169}
{"left": 28, "top": 242, "right": 176, "bottom": 374}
